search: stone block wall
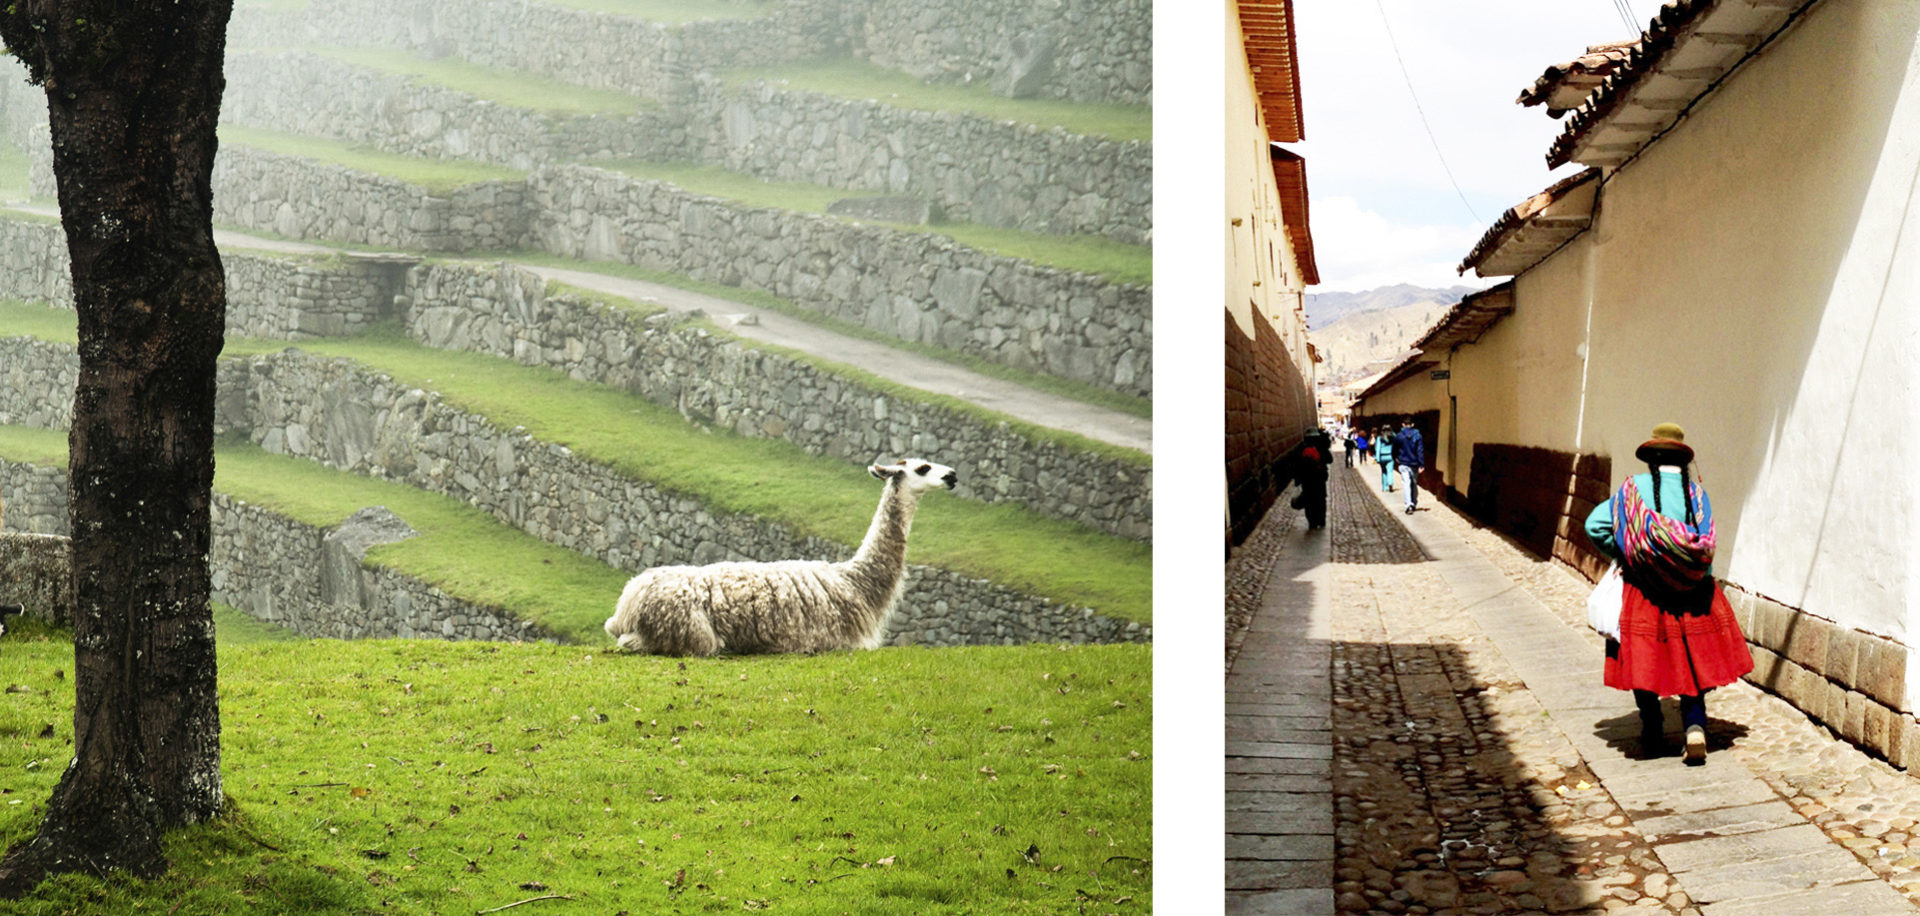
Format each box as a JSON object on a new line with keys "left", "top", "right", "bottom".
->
{"left": 682, "top": 77, "right": 1150, "bottom": 242}
{"left": 290, "top": 0, "right": 830, "bottom": 104}
{"left": 404, "top": 260, "right": 1149, "bottom": 540}
{"left": 0, "top": 215, "right": 397, "bottom": 340}
{"left": 529, "top": 165, "right": 1150, "bottom": 397}
{"left": 206, "top": 146, "right": 530, "bottom": 253}
{"left": 1226, "top": 307, "right": 1314, "bottom": 547}
{"left": 1467, "top": 444, "right": 1612, "bottom": 584}
{"left": 0, "top": 337, "right": 77, "bottom": 431}
{"left": 858, "top": 0, "right": 1150, "bottom": 105}
{"left": 1728, "top": 583, "right": 1920, "bottom": 768}
{"left": 212, "top": 348, "right": 1145, "bottom": 645}
{"left": 0, "top": 459, "right": 556, "bottom": 642}
{"left": 0, "top": 531, "right": 72, "bottom": 626}
{"left": 222, "top": 51, "right": 689, "bottom": 172}
{"left": 215, "top": 51, "right": 1149, "bottom": 244}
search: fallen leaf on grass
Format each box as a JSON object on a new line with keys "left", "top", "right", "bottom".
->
{"left": 518, "top": 881, "right": 547, "bottom": 891}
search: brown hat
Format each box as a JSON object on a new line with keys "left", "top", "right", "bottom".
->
{"left": 1635, "top": 422, "right": 1693, "bottom": 464}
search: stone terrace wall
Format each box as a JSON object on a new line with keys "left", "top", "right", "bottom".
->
{"left": 285, "top": 0, "right": 1145, "bottom": 106}
{"left": 0, "top": 216, "right": 1146, "bottom": 535}
{"left": 0, "top": 334, "right": 1145, "bottom": 645}
{"left": 0, "top": 337, "right": 76, "bottom": 431}
{"left": 529, "top": 165, "right": 1151, "bottom": 397}
{"left": 222, "top": 51, "right": 689, "bottom": 172}
{"left": 0, "top": 459, "right": 554, "bottom": 642}
{"left": 217, "top": 51, "right": 1148, "bottom": 243}
{"left": 208, "top": 146, "right": 530, "bottom": 253}
{"left": 857, "top": 0, "right": 1150, "bottom": 105}
{"left": 405, "top": 260, "right": 1149, "bottom": 540}
{"left": 0, "top": 215, "right": 397, "bottom": 340}
{"left": 295, "top": 0, "right": 841, "bottom": 104}
{"left": 214, "top": 349, "right": 1145, "bottom": 645}
{"left": 684, "top": 78, "right": 1149, "bottom": 242}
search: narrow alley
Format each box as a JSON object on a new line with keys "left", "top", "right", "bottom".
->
{"left": 1227, "top": 463, "right": 1920, "bottom": 915}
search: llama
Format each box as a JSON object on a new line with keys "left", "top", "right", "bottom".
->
{"left": 604, "top": 458, "right": 957, "bottom": 656}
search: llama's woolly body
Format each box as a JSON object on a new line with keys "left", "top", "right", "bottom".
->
{"left": 605, "top": 458, "right": 953, "bottom": 656}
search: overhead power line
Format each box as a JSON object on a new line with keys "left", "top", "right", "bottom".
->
{"left": 1609, "top": 0, "right": 1641, "bottom": 35}
{"left": 1371, "top": 0, "right": 1482, "bottom": 226}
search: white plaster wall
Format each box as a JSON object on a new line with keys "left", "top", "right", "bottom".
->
{"left": 1559, "top": 0, "right": 1920, "bottom": 644}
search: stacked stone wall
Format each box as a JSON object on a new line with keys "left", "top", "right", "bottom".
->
{"left": 222, "top": 51, "right": 690, "bottom": 172}
{"left": 1225, "top": 308, "right": 1314, "bottom": 546}
{"left": 529, "top": 165, "right": 1149, "bottom": 397}
{"left": 207, "top": 146, "right": 530, "bottom": 253}
{"left": 0, "top": 340, "right": 1144, "bottom": 645}
{"left": 0, "top": 216, "right": 396, "bottom": 340}
{"left": 215, "top": 51, "right": 1147, "bottom": 243}
{"left": 681, "top": 77, "right": 1149, "bottom": 242}
{"left": 858, "top": 0, "right": 1151, "bottom": 105}
{"left": 0, "top": 218, "right": 1146, "bottom": 533}
{"left": 405, "top": 261, "right": 1149, "bottom": 539}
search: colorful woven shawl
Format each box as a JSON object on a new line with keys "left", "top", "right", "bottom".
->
{"left": 1611, "top": 475, "right": 1715, "bottom": 592}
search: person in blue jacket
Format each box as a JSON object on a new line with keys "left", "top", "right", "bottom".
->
{"left": 1392, "top": 419, "right": 1425, "bottom": 514}
{"left": 1373, "top": 427, "right": 1395, "bottom": 491}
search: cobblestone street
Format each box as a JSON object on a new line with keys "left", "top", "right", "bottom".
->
{"left": 1226, "top": 461, "right": 1920, "bottom": 915}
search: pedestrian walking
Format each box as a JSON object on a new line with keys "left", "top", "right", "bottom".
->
{"left": 1342, "top": 430, "right": 1357, "bottom": 467}
{"left": 1374, "top": 428, "right": 1394, "bottom": 491}
{"left": 1584, "top": 423, "right": 1752, "bottom": 764}
{"left": 1355, "top": 430, "right": 1370, "bottom": 465}
{"left": 1393, "top": 419, "right": 1424, "bottom": 514}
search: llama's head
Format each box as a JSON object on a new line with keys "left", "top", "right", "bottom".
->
{"left": 870, "top": 458, "right": 958, "bottom": 493}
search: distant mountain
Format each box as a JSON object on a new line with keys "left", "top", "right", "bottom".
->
{"left": 1304, "top": 283, "right": 1476, "bottom": 331}
{"left": 1306, "top": 284, "right": 1475, "bottom": 385}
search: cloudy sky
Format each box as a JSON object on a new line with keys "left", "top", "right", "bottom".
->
{"left": 1292, "top": 1, "right": 1669, "bottom": 293}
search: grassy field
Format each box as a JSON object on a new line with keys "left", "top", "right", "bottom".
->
{"left": 219, "top": 127, "right": 526, "bottom": 195}
{"left": 0, "top": 625, "right": 1151, "bottom": 913}
{"left": 0, "top": 142, "right": 29, "bottom": 203}
{"left": 599, "top": 160, "right": 1151, "bottom": 287}
{"left": 461, "top": 252, "right": 1153, "bottom": 420}
{"left": 723, "top": 58, "right": 1151, "bottom": 143}
{"left": 310, "top": 46, "right": 652, "bottom": 116}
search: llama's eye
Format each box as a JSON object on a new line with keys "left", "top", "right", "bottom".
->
{"left": 915, "top": 464, "right": 931, "bottom": 475}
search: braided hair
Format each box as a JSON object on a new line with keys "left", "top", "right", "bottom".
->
{"left": 1645, "top": 457, "right": 1698, "bottom": 528}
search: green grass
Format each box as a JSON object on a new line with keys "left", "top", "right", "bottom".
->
{"left": 219, "top": 127, "right": 526, "bottom": 195}
{"left": 0, "top": 142, "right": 29, "bottom": 203}
{"left": 537, "top": 0, "right": 777, "bottom": 21}
{"left": 214, "top": 601, "right": 304, "bottom": 646}
{"left": 603, "top": 159, "right": 888, "bottom": 215}
{"left": 599, "top": 160, "right": 1151, "bottom": 286}
{"left": 918, "top": 223, "right": 1150, "bottom": 288}
{"left": 310, "top": 46, "right": 652, "bottom": 116}
{"left": 0, "top": 634, "right": 1151, "bottom": 913}
{"left": 477, "top": 250, "right": 1152, "bottom": 420}
{"left": 724, "top": 58, "right": 1151, "bottom": 143}
{"left": 0, "top": 425, "right": 633, "bottom": 644}
{"left": 0, "top": 299, "right": 77, "bottom": 345}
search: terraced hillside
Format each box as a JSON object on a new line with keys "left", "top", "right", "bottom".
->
{"left": 0, "top": 0, "right": 1152, "bottom": 646}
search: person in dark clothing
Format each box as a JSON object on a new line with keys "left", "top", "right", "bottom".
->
{"left": 1342, "top": 430, "right": 1357, "bottom": 468}
{"left": 1392, "top": 419, "right": 1426, "bottom": 514}
{"left": 1287, "top": 431, "right": 1334, "bottom": 530}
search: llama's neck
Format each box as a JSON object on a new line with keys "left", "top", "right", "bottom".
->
{"left": 849, "top": 479, "right": 919, "bottom": 583}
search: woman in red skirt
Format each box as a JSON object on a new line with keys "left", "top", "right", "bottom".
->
{"left": 1584, "top": 423, "right": 1753, "bottom": 764}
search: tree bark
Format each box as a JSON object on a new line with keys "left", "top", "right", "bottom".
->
{"left": 0, "top": 1, "right": 234, "bottom": 894}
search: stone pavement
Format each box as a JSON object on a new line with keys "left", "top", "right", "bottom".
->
{"left": 1227, "top": 459, "right": 1920, "bottom": 914}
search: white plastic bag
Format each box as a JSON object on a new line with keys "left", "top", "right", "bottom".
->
{"left": 1586, "top": 563, "right": 1623, "bottom": 640}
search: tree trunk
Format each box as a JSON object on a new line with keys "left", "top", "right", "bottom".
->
{"left": 0, "top": 1, "right": 234, "bottom": 894}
